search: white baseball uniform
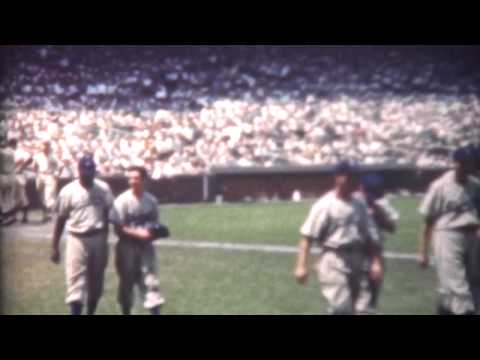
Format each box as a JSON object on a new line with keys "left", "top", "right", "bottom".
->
{"left": 419, "top": 170, "right": 480, "bottom": 314}
{"left": 14, "top": 147, "right": 31, "bottom": 208}
{"left": 34, "top": 152, "right": 60, "bottom": 211}
{"left": 300, "top": 190, "right": 381, "bottom": 314}
{"left": 55, "top": 179, "right": 114, "bottom": 306}
{"left": 109, "top": 189, "right": 165, "bottom": 311}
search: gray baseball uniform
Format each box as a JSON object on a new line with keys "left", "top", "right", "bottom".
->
{"left": 109, "top": 189, "right": 165, "bottom": 311}
{"left": 354, "top": 194, "right": 399, "bottom": 314}
{"left": 300, "top": 190, "right": 381, "bottom": 314}
{"left": 419, "top": 170, "right": 480, "bottom": 314}
{"left": 0, "top": 147, "right": 17, "bottom": 214}
{"left": 55, "top": 179, "right": 114, "bottom": 306}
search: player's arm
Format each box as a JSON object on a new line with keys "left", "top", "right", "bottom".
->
{"left": 371, "top": 202, "right": 396, "bottom": 233}
{"left": 418, "top": 183, "right": 440, "bottom": 269}
{"left": 114, "top": 224, "right": 154, "bottom": 242}
{"left": 361, "top": 207, "right": 384, "bottom": 283}
{"left": 419, "top": 218, "right": 435, "bottom": 269}
{"left": 51, "top": 215, "right": 67, "bottom": 264}
{"left": 295, "top": 236, "right": 312, "bottom": 285}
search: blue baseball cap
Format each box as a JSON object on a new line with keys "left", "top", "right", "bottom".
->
{"left": 334, "top": 160, "right": 359, "bottom": 176}
{"left": 452, "top": 146, "right": 474, "bottom": 163}
{"left": 78, "top": 154, "right": 96, "bottom": 174}
{"left": 361, "top": 174, "right": 384, "bottom": 200}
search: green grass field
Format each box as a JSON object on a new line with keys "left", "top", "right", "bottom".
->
{"left": 1, "top": 196, "right": 438, "bottom": 315}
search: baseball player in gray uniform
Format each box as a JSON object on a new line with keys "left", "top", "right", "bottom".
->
{"left": 294, "top": 161, "right": 382, "bottom": 315}
{"left": 354, "top": 174, "right": 398, "bottom": 314}
{"left": 418, "top": 146, "right": 480, "bottom": 315}
{"left": 109, "top": 166, "right": 166, "bottom": 315}
{"left": 0, "top": 139, "right": 17, "bottom": 226}
{"left": 51, "top": 154, "right": 114, "bottom": 315}
{"left": 468, "top": 144, "right": 480, "bottom": 312}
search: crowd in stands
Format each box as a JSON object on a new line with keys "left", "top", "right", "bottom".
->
{"left": 2, "top": 45, "right": 479, "bottom": 178}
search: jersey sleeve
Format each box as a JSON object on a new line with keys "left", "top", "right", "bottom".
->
{"left": 105, "top": 186, "right": 115, "bottom": 209}
{"left": 359, "top": 202, "right": 381, "bottom": 247}
{"left": 109, "top": 197, "right": 126, "bottom": 226}
{"left": 418, "top": 182, "right": 442, "bottom": 222}
{"left": 55, "top": 187, "right": 71, "bottom": 218}
{"left": 376, "top": 198, "right": 400, "bottom": 223}
{"left": 300, "top": 200, "right": 330, "bottom": 241}
{"left": 150, "top": 196, "right": 160, "bottom": 224}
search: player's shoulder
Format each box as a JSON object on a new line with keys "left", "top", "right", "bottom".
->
{"left": 429, "top": 170, "right": 453, "bottom": 191}
{"left": 114, "top": 189, "right": 132, "bottom": 203}
{"left": 93, "top": 178, "right": 112, "bottom": 192}
{"left": 59, "top": 179, "right": 79, "bottom": 196}
{"left": 143, "top": 191, "right": 159, "bottom": 206}
{"left": 311, "top": 191, "right": 335, "bottom": 210}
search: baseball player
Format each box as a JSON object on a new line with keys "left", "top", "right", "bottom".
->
{"left": 0, "top": 138, "right": 17, "bottom": 226}
{"left": 51, "top": 154, "right": 114, "bottom": 315}
{"left": 109, "top": 166, "right": 166, "bottom": 315}
{"left": 9, "top": 138, "right": 33, "bottom": 223}
{"left": 467, "top": 144, "right": 480, "bottom": 312}
{"left": 418, "top": 146, "right": 480, "bottom": 315}
{"left": 354, "top": 174, "right": 399, "bottom": 314}
{"left": 34, "top": 141, "right": 61, "bottom": 223}
{"left": 294, "top": 161, "right": 382, "bottom": 315}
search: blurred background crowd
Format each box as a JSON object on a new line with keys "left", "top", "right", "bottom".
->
{"left": 2, "top": 46, "right": 479, "bottom": 178}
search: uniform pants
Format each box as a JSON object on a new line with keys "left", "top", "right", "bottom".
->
{"left": 0, "top": 174, "right": 17, "bottom": 214}
{"left": 433, "top": 229, "right": 479, "bottom": 315}
{"left": 36, "top": 174, "right": 57, "bottom": 210}
{"left": 65, "top": 231, "right": 109, "bottom": 306}
{"left": 115, "top": 239, "right": 165, "bottom": 310}
{"left": 315, "top": 248, "right": 365, "bottom": 315}
{"left": 355, "top": 253, "right": 386, "bottom": 315}
{"left": 15, "top": 174, "right": 29, "bottom": 208}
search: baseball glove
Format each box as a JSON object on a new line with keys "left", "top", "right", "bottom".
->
{"left": 147, "top": 224, "right": 170, "bottom": 241}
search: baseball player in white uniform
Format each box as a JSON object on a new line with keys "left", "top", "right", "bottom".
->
{"left": 9, "top": 138, "right": 33, "bottom": 223}
{"left": 34, "top": 141, "right": 61, "bottom": 223}
{"left": 354, "top": 174, "right": 398, "bottom": 314}
{"left": 294, "top": 161, "right": 382, "bottom": 315}
{"left": 109, "top": 166, "right": 166, "bottom": 315}
{"left": 418, "top": 146, "right": 480, "bottom": 315}
{"left": 51, "top": 154, "right": 114, "bottom": 315}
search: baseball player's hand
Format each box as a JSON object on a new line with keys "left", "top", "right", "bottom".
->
{"left": 136, "top": 228, "right": 154, "bottom": 241}
{"left": 50, "top": 248, "right": 61, "bottom": 264}
{"left": 418, "top": 252, "right": 429, "bottom": 269}
{"left": 294, "top": 265, "right": 309, "bottom": 285}
{"left": 370, "top": 258, "right": 383, "bottom": 283}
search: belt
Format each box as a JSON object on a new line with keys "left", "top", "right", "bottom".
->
{"left": 322, "top": 243, "right": 364, "bottom": 253}
{"left": 69, "top": 228, "right": 105, "bottom": 237}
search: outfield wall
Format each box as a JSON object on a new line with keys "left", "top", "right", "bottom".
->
{"left": 25, "top": 165, "right": 447, "bottom": 208}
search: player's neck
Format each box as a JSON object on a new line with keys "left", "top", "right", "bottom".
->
{"left": 132, "top": 188, "right": 144, "bottom": 199}
{"left": 335, "top": 188, "right": 352, "bottom": 202}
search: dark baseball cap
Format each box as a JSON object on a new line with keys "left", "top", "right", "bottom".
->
{"left": 334, "top": 160, "right": 359, "bottom": 176}
{"left": 361, "top": 174, "right": 384, "bottom": 200}
{"left": 452, "top": 146, "right": 474, "bottom": 163}
{"left": 78, "top": 154, "right": 96, "bottom": 174}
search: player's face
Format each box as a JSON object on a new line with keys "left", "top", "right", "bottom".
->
{"left": 335, "top": 174, "right": 358, "bottom": 196}
{"left": 456, "top": 160, "right": 475, "bottom": 177}
{"left": 78, "top": 167, "right": 95, "bottom": 187}
{"left": 128, "top": 170, "right": 144, "bottom": 192}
